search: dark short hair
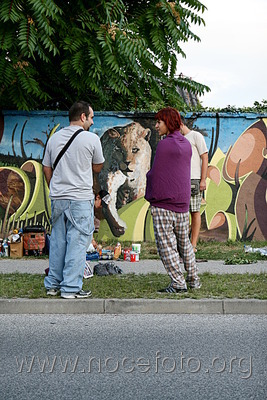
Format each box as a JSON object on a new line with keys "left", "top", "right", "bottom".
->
{"left": 155, "top": 107, "right": 181, "bottom": 133}
{"left": 69, "top": 101, "right": 91, "bottom": 122}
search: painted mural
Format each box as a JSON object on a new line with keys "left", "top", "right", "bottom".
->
{"left": 0, "top": 110, "right": 266, "bottom": 242}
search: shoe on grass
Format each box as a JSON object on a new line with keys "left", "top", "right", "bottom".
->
{"left": 157, "top": 286, "right": 187, "bottom": 294}
{"left": 83, "top": 261, "right": 93, "bottom": 279}
{"left": 61, "top": 290, "right": 92, "bottom": 299}
{"left": 189, "top": 282, "right": 202, "bottom": 289}
{"left": 46, "top": 288, "right": 60, "bottom": 296}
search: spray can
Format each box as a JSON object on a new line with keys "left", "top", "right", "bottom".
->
{"left": 97, "top": 244, "right": 102, "bottom": 258}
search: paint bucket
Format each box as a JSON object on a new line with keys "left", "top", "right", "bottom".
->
{"left": 130, "top": 251, "right": 139, "bottom": 262}
{"left": 132, "top": 243, "right": 141, "bottom": 253}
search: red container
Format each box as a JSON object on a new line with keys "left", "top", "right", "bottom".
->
{"left": 123, "top": 248, "right": 131, "bottom": 261}
{"left": 23, "top": 226, "right": 46, "bottom": 255}
{"left": 130, "top": 251, "right": 139, "bottom": 262}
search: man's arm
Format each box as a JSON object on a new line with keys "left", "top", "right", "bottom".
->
{"left": 200, "top": 152, "right": 208, "bottom": 191}
{"left": 92, "top": 163, "right": 104, "bottom": 173}
{"left": 43, "top": 165, "right": 53, "bottom": 187}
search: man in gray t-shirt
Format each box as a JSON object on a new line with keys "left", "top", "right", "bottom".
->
{"left": 42, "top": 101, "right": 104, "bottom": 299}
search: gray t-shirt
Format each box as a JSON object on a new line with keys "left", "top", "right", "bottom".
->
{"left": 42, "top": 125, "right": 105, "bottom": 200}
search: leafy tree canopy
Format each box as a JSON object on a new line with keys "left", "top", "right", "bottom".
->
{"left": 202, "top": 100, "right": 267, "bottom": 114}
{"left": 0, "top": 0, "right": 210, "bottom": 111}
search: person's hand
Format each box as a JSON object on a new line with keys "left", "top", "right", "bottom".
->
{"left": 200, "top": 178, "right": 206, "bottom": 191}
{"left": 91, "top": 238, "right": 98, "bottom": 249}
{"left": 94, "top": 194, "right": 102, "bottom": 209}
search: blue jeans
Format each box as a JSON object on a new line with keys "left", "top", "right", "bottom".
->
{"left": 44, "top": 199, "right": 94, "bottom": 293}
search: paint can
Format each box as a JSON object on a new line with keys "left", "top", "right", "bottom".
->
{"left": 130, "top": 251, "right": 139, "bottom": 262}
{"left": 132, "top": 243, "right": 141, "bottom": 253}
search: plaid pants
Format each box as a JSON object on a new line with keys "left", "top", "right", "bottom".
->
{"left": 151, "top": 206, "right": 200, "bottom": 289}
{"left": 190, "top": 191, "right": 202, "bottom": 212}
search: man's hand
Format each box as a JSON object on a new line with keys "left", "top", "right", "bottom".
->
{"left": 43, "top": 166, "right": 53, "bottom": 186}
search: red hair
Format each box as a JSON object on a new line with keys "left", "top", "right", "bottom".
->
{"left": 155, "top": 107, "right": 181, "bottom": 133}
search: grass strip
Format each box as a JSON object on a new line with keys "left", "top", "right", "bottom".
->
{"left": 0, "top": 273, "right": 266, "bottom": 300}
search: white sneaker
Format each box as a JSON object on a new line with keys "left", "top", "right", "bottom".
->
{"left": 83, "top": 261, "right": 93, "bottom": 279}
{"left": 46, "top": 288, "right": 59, "bottom": 296}
{"left": 61, "top": 290, "right": 92, "bottom": 299}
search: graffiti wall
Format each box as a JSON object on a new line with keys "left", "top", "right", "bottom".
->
{"left": 0, "top": 110, "right": 266, "bottom": 242}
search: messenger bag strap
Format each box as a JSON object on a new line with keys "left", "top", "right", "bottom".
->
{"left": 53, "top": 128, "right": 83, "bottom": 170}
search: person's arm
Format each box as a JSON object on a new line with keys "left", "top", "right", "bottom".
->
{"left": 43, "top": 165, "right": 53, "bottom": 187}
{"left": 92, "top": 163, "right": 104, "bottom": 173}
{"left": 199, "top": 152, "right": 208, "bottom": 191}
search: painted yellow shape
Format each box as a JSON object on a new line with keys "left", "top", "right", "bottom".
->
{"left": 118, "top": 197, "right": 150, "bottom": 241}
{"left": 206, "top": 148, "right": 225, "bottom": 191}
{"left": 225, "top": 212, "right": 237, "bottom": 241}
{"left": 42, "top": 126, "right": 58, "bottom": 217}
{"left": 48, "top": 123, "right": 60, "bottom": 139}
{"left": 19, "top": 160, "right": 49, "bottom": 221}
{"left": 44, "top": 175, "right": 51, "bottom": 216}
{"left": 205, "top": 149, "right": 235, "bottom": 238}
{"left": 96, "top": 197, "right": 152, "bottom": 241}
{"left": 132, "top": 200, "right": 150, "bottom": 241}
{"left": 144, "top": 208, "right": 155, "bottom": 241}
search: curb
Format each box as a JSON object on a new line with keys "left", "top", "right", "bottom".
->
{"left": 1, "top": 298, "right": 267, "bottom": 315}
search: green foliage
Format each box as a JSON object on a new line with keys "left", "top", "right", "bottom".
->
{"left": 224, "top": 256, "right": 256, "bottom": 265}
{"left": 200, "top": 100, "right": 267, "bottom": 114}
{"left": 0, "top": 0, "right": 209, "bottom": 111}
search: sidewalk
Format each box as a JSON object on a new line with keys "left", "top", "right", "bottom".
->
{"left": 1, "top": 258, "right": 267, "bottom": 315}
{"left": 1, "top": 257, "right": 267, "bottom": 275}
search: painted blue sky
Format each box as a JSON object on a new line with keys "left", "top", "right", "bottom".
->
{"left": 0, "top": 113, "right": 133, "bottom": 159}
{"left": 0, "top": 112, "right": 262, "bottom": 159}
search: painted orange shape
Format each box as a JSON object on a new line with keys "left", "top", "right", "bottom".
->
{"left": 207, "top": 165, "right": 220, "bottom": 186}
{"left": 209, "top": 212, "right": 226, "bottom": 230}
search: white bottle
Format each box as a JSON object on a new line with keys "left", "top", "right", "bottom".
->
{"left": 3, "top": 240, "right": 9, "bottom": 257}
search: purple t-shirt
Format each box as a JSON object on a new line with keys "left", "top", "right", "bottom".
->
{"left": 145, "top": 130, "right": 192, "bottom": 212}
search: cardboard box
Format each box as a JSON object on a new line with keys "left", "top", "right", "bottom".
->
{"left": 10, "top": 238, "right": 24, "bottom": 258}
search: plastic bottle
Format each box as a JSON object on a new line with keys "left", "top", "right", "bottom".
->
{"left": 114, "top": 242, "right": 121, "bottom": 260}
{"left": 97, "top": 244, "right": 102, "bottom": 258}
{"left": 244, "top": 245, "right": 253, "bottom": 253}
{"left": 244, "top": 245, "right": 267, "bottom": 256}
{"left": 3, "top": 240, "right": 9, "bottom": 257}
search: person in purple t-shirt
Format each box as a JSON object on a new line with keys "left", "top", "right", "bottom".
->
{"left": 145, "top": 107, "right": 201, "bottom": 293}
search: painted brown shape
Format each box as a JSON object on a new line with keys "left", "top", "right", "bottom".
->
{"left": 209, "top": 212, "right": 226, "bottom": 230}
{"left": 207, "top": 165, "right": 221, "bottom": 186}
{"left": 236, "top": 173, "right": 267, "bottom": 240}
{"left": 223, "top": 120, "right": 266, "bottom": 181}
{"left": 0, "top": 169, "right": 25, "bottom": 215}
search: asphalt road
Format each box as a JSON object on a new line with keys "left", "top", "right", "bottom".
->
{"left": 1, "top": 314, "right": 266, "bottom": 400}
